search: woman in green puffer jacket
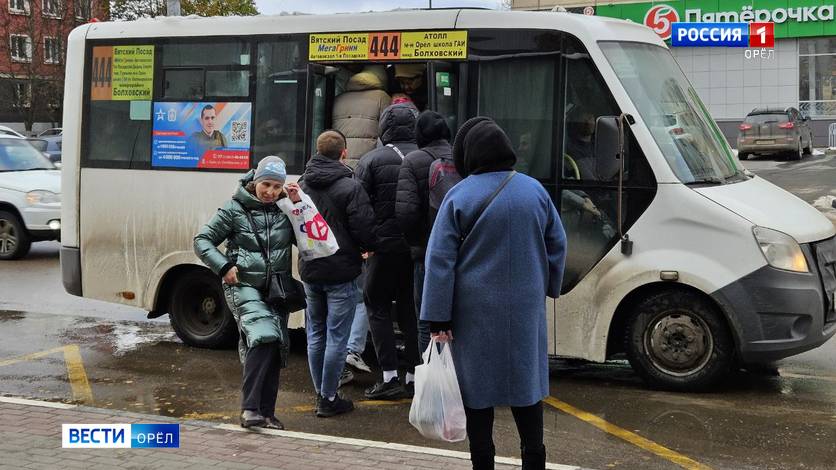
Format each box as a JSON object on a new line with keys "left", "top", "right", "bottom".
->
{"left": 194, "top": 156, "right": 300, "bottom": 430}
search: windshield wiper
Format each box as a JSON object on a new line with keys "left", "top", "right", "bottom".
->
{"left": 16, "top": 167, "right": 54, "bottom": 171}
{"left": 685, "top": 177, "right": 725, "bottom": 185}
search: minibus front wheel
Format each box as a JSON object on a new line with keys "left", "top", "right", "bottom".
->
{"left": 625, "top": 290, "right": 734, "bottom": 391}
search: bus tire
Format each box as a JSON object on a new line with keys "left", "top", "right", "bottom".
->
{"left": 0, "top": 210, "right": 31, "bottom": 260}
{"left": 169, "top": 270, "right": 238, "bottom": 349}
{"left": 625, "top": 290, "right": 734, "bottom": 391}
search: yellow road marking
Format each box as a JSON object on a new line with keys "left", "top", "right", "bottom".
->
{"left": 62, "top": 345, "right": 94, "bottom": 403}
{"left": 0, "top": 346, "right": 66, "bottom": 367}
{"left": 0, "top": 345, "right": 93, "bottom": 404}
{"left": 544, "top": 396, "right": 712, "bottom": 470}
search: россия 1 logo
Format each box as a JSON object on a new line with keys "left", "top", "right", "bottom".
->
{"left": 671, "top": 22, "right": 774, "bottom": 47}
{"left": 644, "top": 4, "right": 680, "bottom": 40}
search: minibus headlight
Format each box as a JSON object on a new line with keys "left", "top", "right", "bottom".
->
{"left": 25, "top": 190, "right": 61, "bottom": 205}
{"left": 753, "top": 227, "right": 809, "bottom": 273}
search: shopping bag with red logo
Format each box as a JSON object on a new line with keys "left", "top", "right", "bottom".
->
{"left": 277, "top": 190, "right": 339, "bottom": 261}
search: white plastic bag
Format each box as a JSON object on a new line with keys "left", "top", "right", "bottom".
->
{"left": 277, "top": 190, "right": 339, "bottom": 261}
{"left": 408, "top": 338, "right": 467, "bottom": 442}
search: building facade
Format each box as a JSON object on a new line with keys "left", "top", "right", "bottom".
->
{"left": 513, "top": 1, "right": 836, "bottom": 147}
{"left": 1, "top": 0, "right": 107, "bottom": 134}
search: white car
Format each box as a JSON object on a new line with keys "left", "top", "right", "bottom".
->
{"left": 0, "top": 135, "right": 61, "bottom": 259}
{"left": 37, "top": 128, "right": 62, "bottom": 137}
{"left": 0, "top": 125, "right": 25, "bottom": 138}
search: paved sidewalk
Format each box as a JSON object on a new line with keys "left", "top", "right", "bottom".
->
{"left": 0, "top": 397, "right": 585, "bottom": 470}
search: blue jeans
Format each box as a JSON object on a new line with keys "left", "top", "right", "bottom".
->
{"left": 347, "top": 301, "right": 369, "bottom": 355}
{"left": 304, "top": 279, "right": 358, "bottom": 399}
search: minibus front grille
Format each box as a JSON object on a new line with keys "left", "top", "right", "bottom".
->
{"left": 811, "top": 237, "right": 836, "bottom": 324}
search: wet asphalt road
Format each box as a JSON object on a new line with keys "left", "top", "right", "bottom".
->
{"left": 1, "top": 154, "right": 836, "bottom": 469}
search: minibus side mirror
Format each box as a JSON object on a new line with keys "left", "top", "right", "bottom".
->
{"left": 593, "top": 116, "right": 622, "bottom": 181}
{"left": 594, "top": 115, "right": 634, "bottom": 256}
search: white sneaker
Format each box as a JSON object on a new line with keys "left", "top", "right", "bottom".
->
{"left": 346, "top": 352, "right": 372, "bottom": 373}
{"left": 339, "top": 368, "right": 354, "bottom": 388}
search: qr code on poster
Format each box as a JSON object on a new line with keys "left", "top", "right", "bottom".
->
{"left": 230, "top": 120, "right": 249, "bottom": 143}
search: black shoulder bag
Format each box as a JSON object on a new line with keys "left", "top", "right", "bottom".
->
{"left": 460, "top": 171, "right": 516, "bottom": 244}
{"left": 242, "top": 207, "right": 307, "bottom": 313}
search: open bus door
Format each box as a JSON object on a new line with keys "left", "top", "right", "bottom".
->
{"left": 304, "top": 63, "right": 337, "bottom": 159}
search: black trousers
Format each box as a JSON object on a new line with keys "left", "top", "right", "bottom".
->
{"left": 464, "top": 402, "right": 546, "bottom": 470}
{"left": 241, "top": 341, "right": 282, "bottom": 417}
{"left": 364, "top": 251, "right": 419, "bottom": 373}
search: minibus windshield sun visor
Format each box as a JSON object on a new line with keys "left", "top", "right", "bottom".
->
{"left": 599, "top": 41, "right": 745, "bottom": 185}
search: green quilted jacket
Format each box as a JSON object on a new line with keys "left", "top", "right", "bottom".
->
{"left": 194, "top": 171, "right": 294, "bottom": 352}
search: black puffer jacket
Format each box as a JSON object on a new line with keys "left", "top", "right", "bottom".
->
{"left": 356, "top": 103, "right": 418, "bottom": 253}
{"left": 396, "top": 111, "right": 453, "bottom": 261}
{"left": 299, "top": 154, "right": 377, "bottom": 283}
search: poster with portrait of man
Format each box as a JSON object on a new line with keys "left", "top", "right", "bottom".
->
{"left": 151, "top": 102, "right": 252, "bottom": 169}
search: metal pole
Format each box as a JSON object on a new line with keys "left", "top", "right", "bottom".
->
{"left": 166, "top": 0, "right": 181, "bottom": 16}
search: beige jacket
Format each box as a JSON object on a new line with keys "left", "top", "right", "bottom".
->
{"left": 332, "top": 72, "right": 391, "bottom": 167}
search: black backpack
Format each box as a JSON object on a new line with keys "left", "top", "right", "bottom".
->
{"left": 427, "top": 148, "right": 462, "bottom": 220}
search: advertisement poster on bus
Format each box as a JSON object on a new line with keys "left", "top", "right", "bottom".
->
{"left": 151, "top": 102, "right": 252, "bottom": 169}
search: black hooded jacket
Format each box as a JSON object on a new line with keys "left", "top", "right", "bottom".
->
{"left": 453, "top": 116, "right": 517, "bottom": 177}
{"left": 355, "top": 103, "right": 419, "bottom": 253}
{"left": 298, "top": 154, "right": 377, "bottom": 283}
{"left": 396, "top": 111, "right": 452, "bottom": 261}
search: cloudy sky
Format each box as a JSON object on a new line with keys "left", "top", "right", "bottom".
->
{"left": 255, "top": 0, "right": 507, "bottom": 15}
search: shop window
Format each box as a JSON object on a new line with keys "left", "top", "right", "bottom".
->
{"left": 799, "top": 39, "right": 836, "bottom": 118}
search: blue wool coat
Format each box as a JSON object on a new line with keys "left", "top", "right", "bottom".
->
{"left": 420, "top": 171, "right": 567, "bottom": 409}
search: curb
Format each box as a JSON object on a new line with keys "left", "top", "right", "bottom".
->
{"left": 0, "top": 395, "right": 593, "bottom": 470}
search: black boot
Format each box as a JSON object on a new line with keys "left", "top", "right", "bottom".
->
{"left": 521, "top": 444, "right": 546, "bottom": 470}
{"left": 470, "top": 443, "right": 495, "bottom": 470}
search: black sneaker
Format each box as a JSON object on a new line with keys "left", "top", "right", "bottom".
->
{"left": 316, "top": 393, "right": 354, "bottom": 418}
{"left": 365, "top": 377, "right": 405, "bottom": 400}
{"left": 403, "top": 381, "right": 415, "bottom": 399}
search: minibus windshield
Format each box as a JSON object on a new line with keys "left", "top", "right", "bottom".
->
{"left": 599, "top": 42, "right": 745, "bottom": 184}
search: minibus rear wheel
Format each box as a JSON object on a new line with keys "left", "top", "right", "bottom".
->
{"left": 625, "top": 290, "right": 733, "bottom": 391}
{"left": 169, "top": 270, "right": 238, "bottom": 349}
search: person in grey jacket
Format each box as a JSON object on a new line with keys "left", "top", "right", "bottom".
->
{"left": 194, "top": 156, "right": 300, "bottom": 430}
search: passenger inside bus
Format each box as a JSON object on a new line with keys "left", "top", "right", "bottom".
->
{"left": 332, "top": 65, "right": 391, "bottom": 167}
{"left": 392, "top": 63, "right": 428, "bottom": 111}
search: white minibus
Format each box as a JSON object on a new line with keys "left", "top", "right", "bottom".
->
{"left": 60, "top": 9, "right": 836, "bottom": 390}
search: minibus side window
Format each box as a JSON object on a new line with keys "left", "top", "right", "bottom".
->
{"left": 253, "top": 39, "right": 306, "bottom": 174}
{"left": 478, "top": 56, "right": 557, "bottom": 182}
{"left": 558, "top": 38, "right": 656, "bottom": 291}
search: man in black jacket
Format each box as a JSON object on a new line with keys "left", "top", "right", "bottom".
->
{"left": 299, "top": 130, "right": 377, "bottom": 417}
{"left": 355, "top": 103, "right": 419, "bottom": 399}
{"left": 395, "top": 111, "right": 453, "bottom": 354}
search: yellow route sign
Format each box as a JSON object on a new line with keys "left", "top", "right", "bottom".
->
{"left": 309, "top": 31, "right": 467, "bottom": 61}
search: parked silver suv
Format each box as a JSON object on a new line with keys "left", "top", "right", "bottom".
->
{"left": 737, "top": 107, "right": 814, "bottom": 161}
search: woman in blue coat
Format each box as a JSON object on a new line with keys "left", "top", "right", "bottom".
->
{"left": 421, "top": 117, "right": 567, "bottom": 470}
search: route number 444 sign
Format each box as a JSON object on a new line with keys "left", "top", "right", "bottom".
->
{"left": 309, "top": 31, "right": 467, "bottom": 61}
